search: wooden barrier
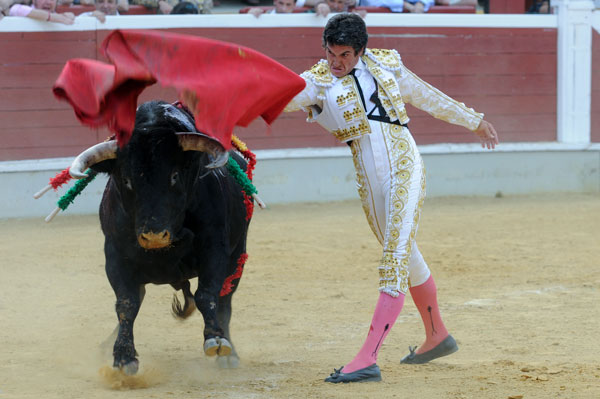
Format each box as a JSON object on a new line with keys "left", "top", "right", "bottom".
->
{"left": 0, "top": 21, "right": 558, "bottom": 161}
{"left": 489, "top": 0, "right": 527, "bottom": 14}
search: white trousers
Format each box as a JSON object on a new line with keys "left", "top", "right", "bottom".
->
{"left": 350, "top": 122, "right": 431, "bottom": 296}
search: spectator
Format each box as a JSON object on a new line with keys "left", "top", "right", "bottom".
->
{"left": 248, "top": 0, "right": 295, "bottom": 17}
{"left": 131, "top": 0, "right": 211, "bottom": 14}
{"left": 435, "top": 0, "right": 476, "bottom": 6}
{"left": 0, "top": 0, "right": 18, "bottom": 17}
{"left": 527, "top": 0, "right": 549, "bottom": 13}
{"left": 171, "top": 0, "right": 198, "bottom": 12}
{"left": 314, "top": 0, "right": 361, "bottom": 17}
{"left": 78, "top": 0, "right": 119, "bottom": 22}
{"left": 9, "top": 0, "right": 75, "bottom": 24}
{"left": 357, "top": 0, "right": 433, "bottom": 13}
{"left": 1, "top": 0, "right": 32, "bottom": 16}
{"left": 435, "top": 0, "right": 477, "bottom": 7}
{"left": 78, "top": 0, "right": 128, "bottom": 13}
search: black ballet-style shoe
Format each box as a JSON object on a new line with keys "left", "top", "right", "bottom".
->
{"left": 400, "top": 335, "right": 458, "bottom": 364}
{"left": 324, "top": 364, "right": 382, "bottom": 383}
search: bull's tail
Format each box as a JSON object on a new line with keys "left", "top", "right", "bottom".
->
{"left": 171, "top": 281, "right": 196, "bottom": 320}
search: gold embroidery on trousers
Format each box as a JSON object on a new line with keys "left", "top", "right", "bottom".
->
{"left": 378, "top": 124, "right": 419, "bottom": 295}
{"left": 350, "top": 141, "right": 381, "bottom": 240}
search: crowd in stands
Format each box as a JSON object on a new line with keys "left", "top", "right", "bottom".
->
{"left": 0, "top": 0, "right": 211, "bottom": 22}
{"left": 0, "top": 0, "right": 556, "bottom": 25}
{"left": 246, "top": 0, "right": 479, "bottom": 17}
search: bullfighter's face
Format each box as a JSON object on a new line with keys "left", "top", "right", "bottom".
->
{"left": 325, "top": 44, "right": 362, "bottom": 78}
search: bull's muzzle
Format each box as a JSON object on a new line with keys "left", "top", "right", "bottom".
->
{"left": 137, "top": 230, "right": 172, "bottom": 249}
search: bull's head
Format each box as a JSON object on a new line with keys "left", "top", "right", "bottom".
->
{"left": 69, "top": 103, "right": 228, "bottom": 250}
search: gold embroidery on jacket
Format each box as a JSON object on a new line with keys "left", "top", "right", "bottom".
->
{"left": 362, "top": 52, "right": 410, "bottom": 125}
{"left": 367, "top": 48, "right": 402, "bottom": 70}
{"left": 307, "top": 61, "right": 334, "bottom": 86}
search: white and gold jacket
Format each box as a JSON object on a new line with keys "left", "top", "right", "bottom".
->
{"left": 285, "top": 48, "right": 484, "bottom": 143}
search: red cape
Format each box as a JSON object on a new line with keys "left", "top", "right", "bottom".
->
{"left": 53, "top": 29, "right": 306, "bottom": 149}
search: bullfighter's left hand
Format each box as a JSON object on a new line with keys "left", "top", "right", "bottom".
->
{"left": 474, "top": 119, "right": 499, "bottom": 150}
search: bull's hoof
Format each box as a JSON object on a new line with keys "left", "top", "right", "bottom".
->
{"left": 116, "top": 359, "right": 139, "bottom": 375}
{"left": 203, "top": 337, "right": 232, "bottom": 357}
{"left": 216, "top": 354, "right": 240, "bottom": 369}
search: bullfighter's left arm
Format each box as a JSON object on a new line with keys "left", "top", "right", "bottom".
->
{"left": 397, "top": 65, "right": 483, "bottom": 131}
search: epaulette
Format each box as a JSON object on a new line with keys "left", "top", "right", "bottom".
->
{"left": 363, "top": 49, "right": 403, "bottom": 73}
{"left": 300, "top": 60, "right": 335, "bottom": 88}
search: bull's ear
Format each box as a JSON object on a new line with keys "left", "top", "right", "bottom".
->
{"left": 90, "top": 159, "right": 116, "bottom": 175}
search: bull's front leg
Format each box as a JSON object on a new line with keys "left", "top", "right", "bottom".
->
{"left": 112, "top": 286, "right": 142, "bottom": 375}
{"left": 105, "top": 244, "right": 143, "bottom": 375}
{"left": 195, "top": 256, "right": 231, "bottom": 357}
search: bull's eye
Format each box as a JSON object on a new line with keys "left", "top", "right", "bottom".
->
{"left": 171, "top": 171, "right": 179, "bottom": 186}
{"left": 123, "top": 177, "right": 133, "bottom": 190}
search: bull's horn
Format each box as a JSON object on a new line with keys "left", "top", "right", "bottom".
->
{"left": 70, "top": 141, "right": 118, "bottom": 179}
{"left": 176, "top": 132, "right": 227, "bottom": 169}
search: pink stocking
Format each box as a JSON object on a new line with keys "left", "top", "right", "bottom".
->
{"left": 342, "top": 292, "right": 405, "bottom": 373}
{"left": 410, "top": 275, "right": 449, "bottom": 354}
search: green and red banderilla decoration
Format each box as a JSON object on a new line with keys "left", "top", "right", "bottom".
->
{"left": 33, "top": 135, "right": 263, "bottom": 222}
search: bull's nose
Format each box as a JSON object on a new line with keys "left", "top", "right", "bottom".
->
{"left": 138, "top": 230, "right": 171, "bottom": 249}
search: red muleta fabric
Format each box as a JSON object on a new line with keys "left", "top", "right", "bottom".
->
{"left": 53, "top": 29, "right": 306, "bottom": 149}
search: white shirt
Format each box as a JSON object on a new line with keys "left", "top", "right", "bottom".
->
{"left": 353, "top": 59, "right": 380, "bottom": 117}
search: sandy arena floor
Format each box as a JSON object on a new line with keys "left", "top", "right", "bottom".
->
{"left": 1, "top": 193, "right": 599, "bottom": 398}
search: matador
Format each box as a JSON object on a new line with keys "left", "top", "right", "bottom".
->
{"left": 285, "top": 13, "right": 499, "bottom": 383}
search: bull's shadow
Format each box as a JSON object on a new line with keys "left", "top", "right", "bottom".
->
{"left": 72, "top": 100, "right": 252, "bottom": 374}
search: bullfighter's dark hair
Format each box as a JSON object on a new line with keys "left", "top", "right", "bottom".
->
{"left": 322, "top": 13, "right": 368, "bottom": 55}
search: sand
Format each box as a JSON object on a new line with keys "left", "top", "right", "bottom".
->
{"left": 1, "top": 193, "right": 599, "bottom": 398}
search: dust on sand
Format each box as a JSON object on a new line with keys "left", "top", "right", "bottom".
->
{"left": 1, "top": 193, "right": 599, "bottom": 398}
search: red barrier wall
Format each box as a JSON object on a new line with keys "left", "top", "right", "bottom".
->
{"left": 490, "top": 0, "right": 527, "bottom": 14}
{"left": 0, "top": 26, "right": 557, "bottom": 161}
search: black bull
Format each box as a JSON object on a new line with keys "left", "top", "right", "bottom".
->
{"left": 71, "top": 101, "right": 251, "bottom": 374}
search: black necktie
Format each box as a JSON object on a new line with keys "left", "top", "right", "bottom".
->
{"left": 348, "top": 69, "right": 367, "bottom": 110}
{"left": 349, "top": 69, "right": 404, "bottom": 127}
